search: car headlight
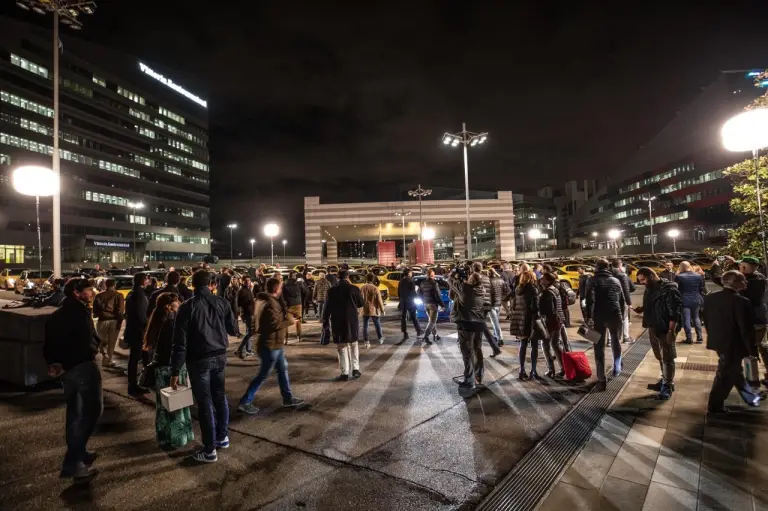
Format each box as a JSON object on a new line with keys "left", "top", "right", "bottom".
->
{"left": 26, "top": 282, "right": 35, "bottom": 288}
{"left": 414, "top": 297, "right": 423, "bottom": 305}
{"left": 8, "top": 278, "right": 15, "bottom": 286}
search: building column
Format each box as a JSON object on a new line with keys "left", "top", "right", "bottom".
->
{"left": 327, "top": 241, "right": 338, "bottom": 263}
{"left": 453, "top": 235, "right": 466, "bottom": 260}
{"left": 496, "top": 219, "right": 516, "bottom": 260}
{"left": 305, "top": 224, "right": 322, "bottom": 266}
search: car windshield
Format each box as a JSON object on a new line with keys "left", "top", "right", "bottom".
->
{"left": 348, "top": 274, "right": 366, "bottom": 284}
{"left": 28, "top": 271, "right": 53, "bottom": 278}
{"left": 414, "top": 277, "right": 449, "bottom": 290}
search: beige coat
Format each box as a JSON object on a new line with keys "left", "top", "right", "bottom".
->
{"left": 360, "top": 283, "right": 384, "bottom": 317}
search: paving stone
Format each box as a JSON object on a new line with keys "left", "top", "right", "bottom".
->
{"left": 651, "top": 454, "right": 700, "bottom": 492}
{"left": 583, "top": 427, "right": 626, "bottom": 457}
{"left": 625, "top": 424, "right": 666, "bottom": 449}
{"left": 641, "top": 482, "right": 696, "bottom": 511}
{"left": 561, "top": 450, "right": 616, "bottom": 490}
{"left": 597, "top": 475, "right": 648, "bottom": 511}
{"left": 697, "top": 466, "right": 753, "bottom": 510}
{"left": 607, "top": 442, "right": 660, "bottom": 486}
{"left": 538, "top": 481, "right": 599, "bottom": 511}
{"left": 659, "top": 431, "right": 703, "bottom": 459}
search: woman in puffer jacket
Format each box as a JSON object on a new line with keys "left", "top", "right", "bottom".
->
{"left": 510, "top": 269, "right": 542, "bottom": 380}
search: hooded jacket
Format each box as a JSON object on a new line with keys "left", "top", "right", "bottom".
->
{"left": 418, "top": 278, "right": 444, "bottom": 307}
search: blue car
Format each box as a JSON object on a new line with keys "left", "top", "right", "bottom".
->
{"left": 412, "top": 276, "right": 453, "bottom": 321}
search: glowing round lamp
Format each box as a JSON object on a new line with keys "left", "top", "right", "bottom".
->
{"left": 264, "top": 223, "right": 279, "bottom": 238}
{"left": 422, "top": 227, "right": 436, "bottom": 240}
{"left": 608, "top": 229, "right": 621, "bottom": 240}
{"left": 12, "top": 165, "right": 59, "bottom": 197}
{"left": 722, "top": 109, "right": 768, "bottom": 152}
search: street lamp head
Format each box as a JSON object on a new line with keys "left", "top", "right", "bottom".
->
{"left": 592, "top": 232, "right": 598, "bottom": 237}
{"left": 282, "top": 239, "right": 287, "bottom": 246}
{"left": 264, "top": 223, "right": 279, "bottom": 237}
{"left": 442, "top": 133, "right": 454, "bottom": 145}
{"left": 608, "top": 229, "right": 621, "bottom": 240}
{"left": 528, "top": 228, "right": 541, "bottom": 239}
{"left": 722, "top": 108, "right": 768, "bottom": 152}
{"left": 422, "top": 227, "right": 436, "bottom": 240}
{"left": 127, "top": 201, "right": 144, "bottom": 210}
{"left": 322, "top": 239, "right": 326, "bottom": 243}
{"left": 12, "top": 165, "right": 58, "bottom": 197}
{"left": 16, "top": 1, "right": 30, "bottom": 11}
{"left": 249, "top": 238, "right": 255, "bottom": 244}
{"left": 668, "top": 229, "right": 680, "bottom": 239}
{"left": 227, "top": 223, "right": 237, "bottom": 230}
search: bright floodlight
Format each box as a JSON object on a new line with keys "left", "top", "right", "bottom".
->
{"left": 264, "top": 223, "right": 279, "bottom": 237}
{"left": 722, "top": 109, "right": 768, "bottom": 152}
{"left": 12, "top": 165, "right": 58, "bottom": 197}
{"left": 528, "top": 228, "right": 541, "bottom": 239}
{"left": 422, "top": 227, "right": 436, "bottom": 240}
{"left": 249, "top": 238, "right": 255, "bottom": 244}
{"left": 592, "top": 231, "right": 598, "bottom": 236}
{"left": 479, "top": 136, "right": 487, "bottom": 143}
{"left": 282, "top": 239, "right": 287, "bottom": 246}
{"left": 442, "top": 135, "right": 451, "bottom": 145}
{"left": 668, "top": 229, "right": 680, "bottom": 238}
{"left": 227, "top": 223, "right": 237, "bottom": 229}
{"left": 608, "top": 229, "right": 621, "bottom": 240}
{"left": 322, "top": 239, "right": 326, "bottom": 243}
{"left": 127, "top": 201, "right": 144, "bottom": 210}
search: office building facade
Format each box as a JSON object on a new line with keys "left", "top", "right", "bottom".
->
{"left": 0, "top": 17, "right": 210, "bottom": 267}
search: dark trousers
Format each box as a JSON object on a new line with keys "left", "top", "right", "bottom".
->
{"left": 61, "top": 361, "right": 103, "bottom": 471}
{"left": 127, "top": 334, "right": 148, "bottom": 392}
{"left": 304, "top": 298, "right": 317, "bottom": 316}
{"left": 649, "top": 327, "right": 677, "bottom": 384}
{"left": 237, "top": 314, "right": 254, "bottom": 355}
{"left": 231, "top": 306, "right": 241, "bottom": 336}
{"left": 519, "top": 334, "right": 541, "bottom": 374}
{"left": 401, "top": 305, "right": 421, "bottom": 334}
{"left": 594, "top": 317, "right": 623, "bottom": 382}
{"left": 187, "top": 354, "right": 229, "bottom": 453}
{"left": 458, "top": 328, "right": 484, "bottom": 384}
{"left": 709, "top": 349, "right": 749, "bottom": 410}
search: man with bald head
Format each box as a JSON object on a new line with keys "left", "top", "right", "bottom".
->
{"left": 675, "top": 261, "right": 706, "bottom": 344}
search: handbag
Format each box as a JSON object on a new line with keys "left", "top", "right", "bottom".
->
{"left": 138, "top": 360, "right": 157, "bottom": 389}
{"left": 533, "top": 317, "right": 549, "bottom": 339}
{"left": 577, "top": 324, "right": 602, "bottom": 344}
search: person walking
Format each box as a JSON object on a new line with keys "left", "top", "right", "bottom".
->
{"left": 142, "top": 292, "right": 194, "bottom": 449}
{"left": 360, "top": 272, "right": 385, "bottom": 347}
{"left": 44, "top": 278, "right": 102, "bottom": 481}
{"left": 303, "top": 271, "right": 317, "bottom": 319}
{"left": 703, "top": 270, "right": 761, "bottom": 413}
{"left": 447, "top": 264, "right": 486, "bottom": 392}
{"left": 739, "top": 256, "right": 768, "bottom": 385}
{"left": 675, "top": 261, "right": 705, "bottom": 344}
{"left": 225, "top": 276, "right": 243, "bottom": 338}
{"left": 314, "top": 271, "right": 332, "bottom": 320}
{"left": 93, "top": 278, "right": 125, "bottom": 368}
{"left": 510, "top": 269, "right": 542, "bottom": 380}
{"left": 418, "top": 269, "right": 444, "bottom": 345}
{"left": 282, "top": 271, "right": 305, "bottom": 342}
{"left": 217, "top": 268, "right": 232, "bottom": 299}
{"left": 539, "top": 272, "right": 566, "bottom": 378}
{"left": 237, "top": 277, "right": 305, "bottom": 415}
{"left": 634, "top": 267, "right": 682, "bottom": 400}
{"left": 170, "top": 270, "right": 236, "bottom": 463}
{"left": 147, "top": 271, "right": 190, "bottom": 319}
{"left": 584, "top": 259, "right": 626, "bottom": 392}
{"left": 323, "top": 269, "right": 365, "bottom": 381}
{"left": 488, "top": 269, "right": 506, "bottom": 346}
{"left": 125, "top": 272, "right": 150, "bottom": 397}
{"left": 500, "top": 263, "right": 516, "bottom": 319}
{"left": 236, "top": 276, "right": 256, "bottom": 358}
{"left": 610, "top": 258, "right": 636, "bottom": 344}
{"left": 398, "top": 269, "right": 422, "bottom": 341}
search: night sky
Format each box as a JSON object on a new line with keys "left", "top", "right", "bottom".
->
{"left": 6, "top": 1, "right": 768, "bottom": 255}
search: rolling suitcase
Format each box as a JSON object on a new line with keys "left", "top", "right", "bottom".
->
{"left": 563, "top": 351, "right": 592, "bottom": 381}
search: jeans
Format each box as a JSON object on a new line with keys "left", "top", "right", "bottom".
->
{"left": 594, "top": 317, "right": 623, "bottom": 382}
{"left": 362, "top": 316, "right": 383, "bottom": 341}
{"left": 489, "top": 306, "right": 503, "bottom": 341}
{"left": 337, "top": 342, "right": 360, "bottom": 375}
{"left": 682, "top": 305, "right": 703, "bottom": 341}
{"left": 127, "top": 334, "right": 148, "bottom": 392}
{"left": 482, "top": 311, "right": 501, "bottom": 353}
{"left": 424, "top": 304, "right": 439, "bottom": 338}
{"left": 318, "top": 301, "right": 326, "bottom": 322}
{"left": 237, "top": 314, "right": 253, "bottom": 354}
{"left": 187, "top": 354, "right": 229, "bottom": 454}
{"left": 97, "top": 319, "right": 119, "bottom": 365}
{"left": 458, "top": 328, "right": 484, "bottom": 385}
{"left": 239, "top": 345, "right": 293, "bottom": 405}
{"left": 61, "top": 361, "right": 103, "bottom": 472}
{"left": 401, "top": 305, "right": 421, "bottom": 334}
{"left": 649, "top": 327, "right": 677, "bottom": 384}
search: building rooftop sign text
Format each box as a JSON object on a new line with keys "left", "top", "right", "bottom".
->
{"left": 139, "top": 62, "right": 207, "bottom": 108}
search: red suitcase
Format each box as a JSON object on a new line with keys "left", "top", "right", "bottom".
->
{"left": 562, "top": 351, "right": 592, "bottom": 381}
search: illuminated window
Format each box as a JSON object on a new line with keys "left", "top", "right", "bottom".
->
{"left": 152, "top": 148, "right": 208, "bottom": 171}
{"left": 134, "top": 155, "right": 154, "bottom": 167}
{"left": 164, "top": 164, "right": 182, "bottom": 176}
{"left": 92, "top": 76, "right": 106, "bottom": 87}
{"left": 117, "top": 86, "right": 145, "bottom": 105}
{"left": 82, "top": 190, "right": 129, "bottom": 207}
{"left": 1, "top": 90, "right": 54, "bottom": 117}
{"left": 10, "top": 54, "right": 49, "bottom": 79}
{"left": 62, "top": 78, "right": 92, "bottom": 98}
{"left": 159, "top": 106, "right": 185, "bottom": 125}
{"left": 0, "top": 153, "right": 10, "bottom": 165}
{"left": 168, "top": 138, "right": 193, "bottom": 154}
{"left": 129, "top": 108, "right": 151, "bottom": 122}
{"left": 138, "top": 126, "right": 155, "bottom": 139}
{"left": 129, "top": 215, "right": 147, "bottom": 225}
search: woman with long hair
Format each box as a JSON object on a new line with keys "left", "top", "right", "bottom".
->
{"left": 143, "top": 292, "right": 194, "bottom": 450}
{"left": 510, "top": 269, "right": 542, "bottom": 380}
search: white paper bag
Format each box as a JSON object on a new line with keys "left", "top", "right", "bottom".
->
{"left": 160, "top": 385, "right": 194, "bottom": 412}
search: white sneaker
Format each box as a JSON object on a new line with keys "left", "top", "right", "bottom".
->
{"left": 379, "top": 337, "right": 385, "bottom": 345}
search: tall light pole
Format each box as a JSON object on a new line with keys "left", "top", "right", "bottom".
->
{"left": 608, "top": 229, "right": 621, "bottom": 257}
{"left": 722, "top": 108, "right": 768, "bottom": 267}
{"left": 646, "top": 196, "right": 657, "bottom": 254}
{"left": 127, "top": 201, "right": 144, "bottom": 264}
{"left": 249, "top": 238, "right": 255, "bottom": 261}
{"left": 442, "top": 124, "right": 488, "bottom": 259}
{"left": 395, "top": 209, "right": 411, "bottom": 263}
{"left": 264, "top": 223, "right": 279, "bottom": 266}
{"left": 668, "top": 229, "right": 680, "bottom": 253}
{"left": 549, "top": 216, "right": 557, "bottom": 249}
{"left": 282, "top": 239, "right": 287, "bottom": 259}
{"left": 16, "top": 1, "right": 97, "bottom": 277}
{"left": 408, "top": 184, "right": 432, "bottom": 241}
{"left": 528, "top": 228, "right": 540, "bottom": 253}
{"left": 226, "top": 223, "right": 237, "bottom": 266}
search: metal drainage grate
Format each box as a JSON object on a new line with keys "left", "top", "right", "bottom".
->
{"left": 477, "top": 331, "right": 653, "bottom": 511}
{"left": 679, "top": 362, "right": 718, "bottom": 372}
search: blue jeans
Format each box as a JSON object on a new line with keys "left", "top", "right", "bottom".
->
{"left": 61, "top": 361, "right": 103, "bottom": 471}
{"left": 594, "top": 317, "right": 623, "bottom": 382}
{"left": 682, "top": 305, "right": 703, "bottom": 341}
{"left": 362, "top": 316, "right": 383, "bottom": 341}
{"left": 489, "top": 306, "right": 503, "bottom": 340}
{"left": 237, "top": 314, "right": 253, "bottom": 354}
{"left": 187, "top": 354, "right": 228, "bottom": 454}
{"left": 239, "top": 345, "right": 293, "bottom": 405}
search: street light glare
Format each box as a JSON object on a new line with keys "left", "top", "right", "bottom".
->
{"left": 264, "top": 223, "right": 279, "bottom": 237}
{"left": 422, "top": 227, "right": 436, "bottom": 240}
{"left": 608, "top": 229, "right": 621, "bottom": 240}
{"left": 282, "top": 239, "right": 287, "bottom": 245}
{"left": 227, "top": 223, "right": 237, "bottom": 229}
{"left": 668, "top": 229, "right": 680, "bottom": 238}
{"left": 592, "top": 231, "right": 598, "bottom": 237}
{"left": 12, "top": 166, "right": 59, "bottom": 197}
{"left": 722, "top": 108, "right": 768, "bottom": 152}
{"left": 249, "top": 238, "right": 255, "bottom": 244}
{"left": 442, "top": 136, "right": 451, "bottom": 145}
{"left": 528, "top": 228, "right": 541, "bottom": 239}
{"left": 127, "top": 201, "right": 144, "bottom": 210}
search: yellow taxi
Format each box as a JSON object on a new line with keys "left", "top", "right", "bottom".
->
{"left": 0, "top": 268, "right": 30, "bottom": 291}
{"left": 379, "top": 271, "right": 403, "bottom": 299}
{"left": 15, "top": 270, "right": 53, "bottom": 294}
{"left": 625, "top": 264, "right": 639, "bottom": 284}
{"left": 348, "top": 272, "right": 389, "bottom": 302}
{"left": 556, "top": 264, "right": 592, "bottom": 290}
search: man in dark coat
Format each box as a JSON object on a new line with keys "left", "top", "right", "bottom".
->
{"left": 125, "top": 272, "right": 149, "bottom": 396}
{"left": 398, "top": 268, "right": 422, "bottom": 340}
{"left": 675, "top": 261, "right": 705, "bottom": 344}
{"left": 447, "top": 265, "right": 486, "bottom": 391}
{"left": 323, "top": 269, "right": 365, "bottom": 381}
{"left": 236, "top": 276, "right": 256, "bottom": 358}
{"left": 577, "top": 267, "right": 590, "bottom": 321}
{"left": 739, "top": 256, "right": 768, "bottom": 385}
{"left": 282, "top": 271, "right": 306, "bottom": 342}
{"left": 147, "top": 270, "right": 190, "bottom": 318}
{"left": 217, "top": 268, "right": 232, "bottom": 300}
{"left": 703, "top": 270, "right": 761, "bottom": 413}
{"left": 610, "top": 259, "right": 636, "bottom": 343}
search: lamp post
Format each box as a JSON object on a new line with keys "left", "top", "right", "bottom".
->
{"left": 442, "top": 123, "right": 488, "bottom": 259}
{"left": 528, "top": 228, "right": 540, "bottom": 253}
{"left": 12, "top": 166, "right": 59, "bottom": 285}
{"left": 127, "top": 201, "right": 144, "bottom": 264}
{"left": 249, "top": 238, "right": 255, "bottom": 261}
{"left": 549, "top": 216, "right": 557, "bottom": 249}
{"left": 282, "top": 239, "right": 287, "bottom": 260}
{"left": 608, "top": 229, "right": 621, "bottom": 257}
{"left": 15, "top": 1, "right": 97, "bottom": 278}
{"left": 668, "top": 229, "right": 680, "bottom": 253}
{"left": 722, "top": 108, "right": 768, "bottom": 266}
{"left": 263, "top": 223, "right": 279, "bottom": 266}
{"left": 226, "top": 223, "right": 237, "bottom": 266}
{"left": 395, "top": 210, "right": 411, "bottom": 263}
{"left": 646, "top": 196, "right": 657, "bottom": 254}
{"left": 408, "top": 184, "right": 432, "bottom": 240}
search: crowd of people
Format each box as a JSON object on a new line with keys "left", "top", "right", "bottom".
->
{"left": 39, "top": 254, "right": 768, "bottom": 482}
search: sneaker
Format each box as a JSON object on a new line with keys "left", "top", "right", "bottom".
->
{"left": 594, "top": 381, "right": 607, "bottom": 392}
{"left": 683, "top": 339, "right": 693, "bottom": 345}
{"left": 622, "top": 337, "right": 635, "bottom": 344}
{"left": 237, "top": 403, "right": 260, "bottom": 415}
{"left": 612, "top": 358, "right": 623, "bottom": 377}
{"left": 335, "top": 374, "right": 349, "bottom": 382}
{"left": 530, "top": 371, "right": 544, "bottom": 381}
{"left": 458, "top": 380, "right": 475, "bottom": 389}
{"left": 60, "top": 464, "right": 98, "bottom": 481}
{"left": 518, "top": 370, "right": 529, "bottom": 381}
{"left": 244, "top": 352, "right": 255, "bottom": 359}
{"left": 423, "top": 337, "right": 433, "bottom": 345}
{"left": 365, "top": 342, "right": 371, "bottom": 349}
{"left": 352, "top": 369, "right": 362, "bottom": 378}
{"left": 128, "top": 387, "right": 149, "bottom": 398}
{"left": 378, "top": 337, "right": 385, "bottom": 345}
{"left": 708, "top": 406, "right": 730, "bottom": 415}
{"left": 647, "top": 379, "right": 663, "bottom": 392}
{"left": 556, "top": 370, "right": 565, "bottom": 379}
{"left": 402, "top": 333, "right": 410, "bottom": 340}
{"left": 497, "top": 339, "right": 504, "bottom": 347}
{"left": 490, "top": 349, "right": 501, "bottom": 358}
{"left": 191, "top": 449, "right": 218, "bottom": 463}
{"left": 282, "top": 397, "right": 305, "bottom": 408}
{"left": 695, "top": 338, "right": 703, "bottom": 344}
{"left": 434, "top": 334, "right": 441, "bottom": 342}
{"left": 656, "top": 384, "right": 673, "bottom": 401}
{"left": 215, "top": 437, "right": 230, "bottom": 449}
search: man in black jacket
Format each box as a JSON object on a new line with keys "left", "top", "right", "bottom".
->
{"left": 125, "top": 272, "right": 150, "bottom": 397}
{"left": 418, "top": 269, "right": 445, "bottom": 344}
{"left": 147, "top": 270, "right": 190, "bottom": 318}
{"left": 323, "top": 270, "right": 365, "bottom": 380}
{"left": 610, "top": 259, "right": 636, "bottom": 344}
{"left": 236, "top": 276, "right": 256, "bottom": 358}
{"left": 703, "top": 270, "right": 761, "bottom": 412}
{"left": 448, "top": 266, "right": 486, "bottom": 392}
{"left": 398, "top": 269, "right": 422, "bottom": 340}
{"left": 739, "top": 256, "right": 768, "bottom": 385}
{"left": 217, "top": 268, "right": 232, "bottom": 299}
{"left": 44, "top": 278, "right": 102, "bottom": 481}
{"left": 171, "top": 270, "right": 236, "bottom": 463}
{"left": 585, "top": 259, "right": 626, "bottom": 391}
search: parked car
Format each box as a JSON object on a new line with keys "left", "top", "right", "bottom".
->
{"left": 348, "top": 272, "right": 389, "bottom": 302}
{"left": 0, "top": 268, "right": 29, "bottom": 291}
{"left": 15, "top": 270, "right": 54, "bottom": 294}
{"left": 379, "top": 271, "right": 403, "bottom": 299}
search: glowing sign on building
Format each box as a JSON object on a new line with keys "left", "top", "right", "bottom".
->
{"left": 138, "top": 62, "right": 207, "bottom": 108}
